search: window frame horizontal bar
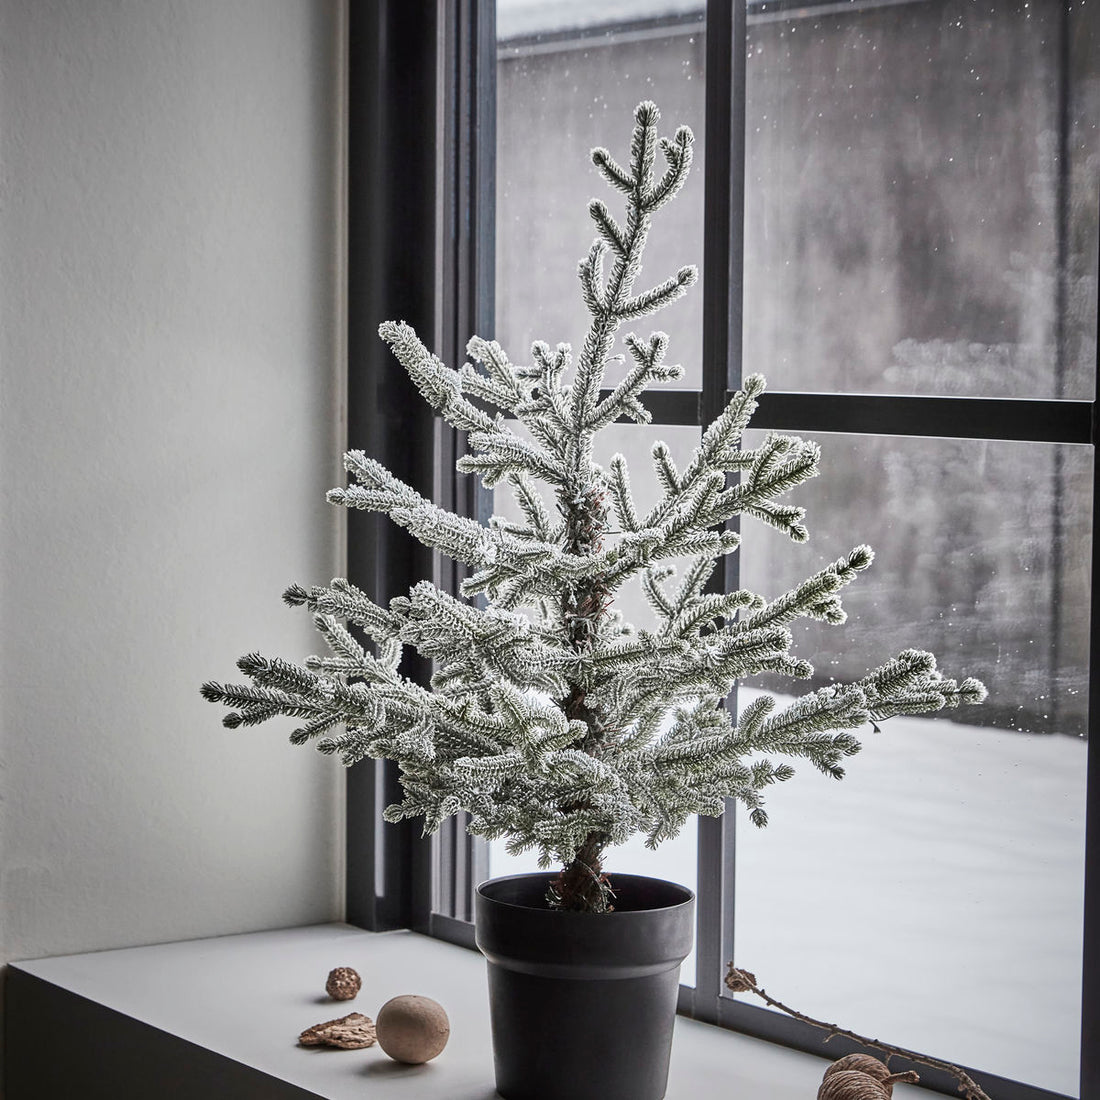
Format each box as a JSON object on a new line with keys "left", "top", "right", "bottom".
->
{"left": 608, "top": 387, "right": 1095, "bottom": 444}
{"left": 595, "top": 388, "right": 703, "bottom": 425}
{"left": 753, "top": 391, "right": 1094, "bottom": 444}
{"left": 428, "top": 910, "right": 479, "bottom": 950}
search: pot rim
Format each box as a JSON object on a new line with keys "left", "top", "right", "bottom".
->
{"left": 476, "top": 871, "right": 696, "bottom": 915}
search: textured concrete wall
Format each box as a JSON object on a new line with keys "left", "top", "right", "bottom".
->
{"left": 496, "top": 27, "right": 707, "bottom": 387}
{"left": 0, "top": 0, "right": 346, "bottom": 994}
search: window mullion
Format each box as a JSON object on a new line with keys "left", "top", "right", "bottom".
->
{"left": 345, "top": 0, "right": 439, "bottom": 934}
{"left": 1079, "top": 235, "right": 1100, "bottom": 1100}
{"left": 689, "top": 0, "right": 748, "bottom": 1025}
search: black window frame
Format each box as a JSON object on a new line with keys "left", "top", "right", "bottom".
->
{"left": 345, "top": 2, "right": 1100, "bottom": 1097}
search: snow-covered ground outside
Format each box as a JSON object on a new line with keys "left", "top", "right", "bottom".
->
{"left": 488, "top": 692, "right": 1086, "bottom": 1097}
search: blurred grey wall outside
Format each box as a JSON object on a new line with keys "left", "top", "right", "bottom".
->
{"left": 496, "top": 0, "right": 1098, "bottom": 735}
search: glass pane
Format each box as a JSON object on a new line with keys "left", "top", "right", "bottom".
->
{"left": 743, "top": 0, "right": 1099, "bottom": 399}
{"left": 732, "top": 431, "right": 1091, "bottom": 1096}
{"left": 497, "top": 1, "right": 707, "bottom": 388}
{"left": 487, "top": 424, "right": 703, "bottom": 985}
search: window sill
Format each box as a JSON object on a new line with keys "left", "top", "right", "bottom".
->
{"left": 5, "top": 923, "right": 906, "bottom": 1099}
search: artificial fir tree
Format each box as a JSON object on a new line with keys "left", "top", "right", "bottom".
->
{"left": 203, "top": 102, "right": 986, "bottom": 914}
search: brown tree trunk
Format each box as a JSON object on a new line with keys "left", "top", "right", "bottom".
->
{"left": 547, "top": 830, "right": 613, "bottom": 912}
{"left": 547, "top": 483, "right": 615, "bottom": 912}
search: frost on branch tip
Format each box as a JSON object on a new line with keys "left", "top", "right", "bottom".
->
{"left": 202, "top": 101, "right": 987, "bottom": 909}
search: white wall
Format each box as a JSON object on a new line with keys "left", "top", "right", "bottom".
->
{"left": 0, "top": 0, "right": 346, "bottom": 981}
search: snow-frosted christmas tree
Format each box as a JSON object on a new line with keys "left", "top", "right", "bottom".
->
{"left": 203, "top": 102, "right": 986, "bottom": 914}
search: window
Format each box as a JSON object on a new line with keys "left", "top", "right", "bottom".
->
{"left": 347, "top": 2, "right": 1099, "bottom": 1097}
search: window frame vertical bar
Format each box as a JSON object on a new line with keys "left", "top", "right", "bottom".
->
{"left": 1080, "top": 192, "right": 1100, "bottom": 1099}
{"left": 690, "top": 0, "right": 747, "bottom": 1024}
{"left": 345, "top": 0, "right": 439, "bottom": 934}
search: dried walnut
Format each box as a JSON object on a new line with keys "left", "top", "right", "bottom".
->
{"left": 325, "top": 966, "right": 361, "bottom": 1001}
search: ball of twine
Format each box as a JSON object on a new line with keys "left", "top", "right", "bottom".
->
{"left": 817, "top": 1062, "right": 920, "bottom": 1100}
{"left": 824, "top": 1055, "right": 897, "bottom": 1091}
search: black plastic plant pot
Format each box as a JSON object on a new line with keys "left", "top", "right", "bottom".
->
{"left": 475, "top": 872, "right": 695, "bottom": 1100}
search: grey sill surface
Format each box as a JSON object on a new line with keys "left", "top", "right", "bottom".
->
{"left": 6, "top": 923, "right": 914, "bottom": 1099}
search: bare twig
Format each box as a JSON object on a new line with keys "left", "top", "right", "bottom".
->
{"left": 724, "top": 964, "right": 994, "bottom": 1100}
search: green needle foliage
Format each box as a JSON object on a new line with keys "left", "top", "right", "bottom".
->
{"left": 203, "top": 102, "right": 987, "bottom": 913}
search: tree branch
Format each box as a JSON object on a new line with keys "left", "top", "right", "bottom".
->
{"left": 724, "top": 965, "right": 994, "bottom": 1100}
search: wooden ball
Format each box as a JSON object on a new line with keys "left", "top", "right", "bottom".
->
{"left": 376, "top": 994, "right": 449, "bottom": 1064}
